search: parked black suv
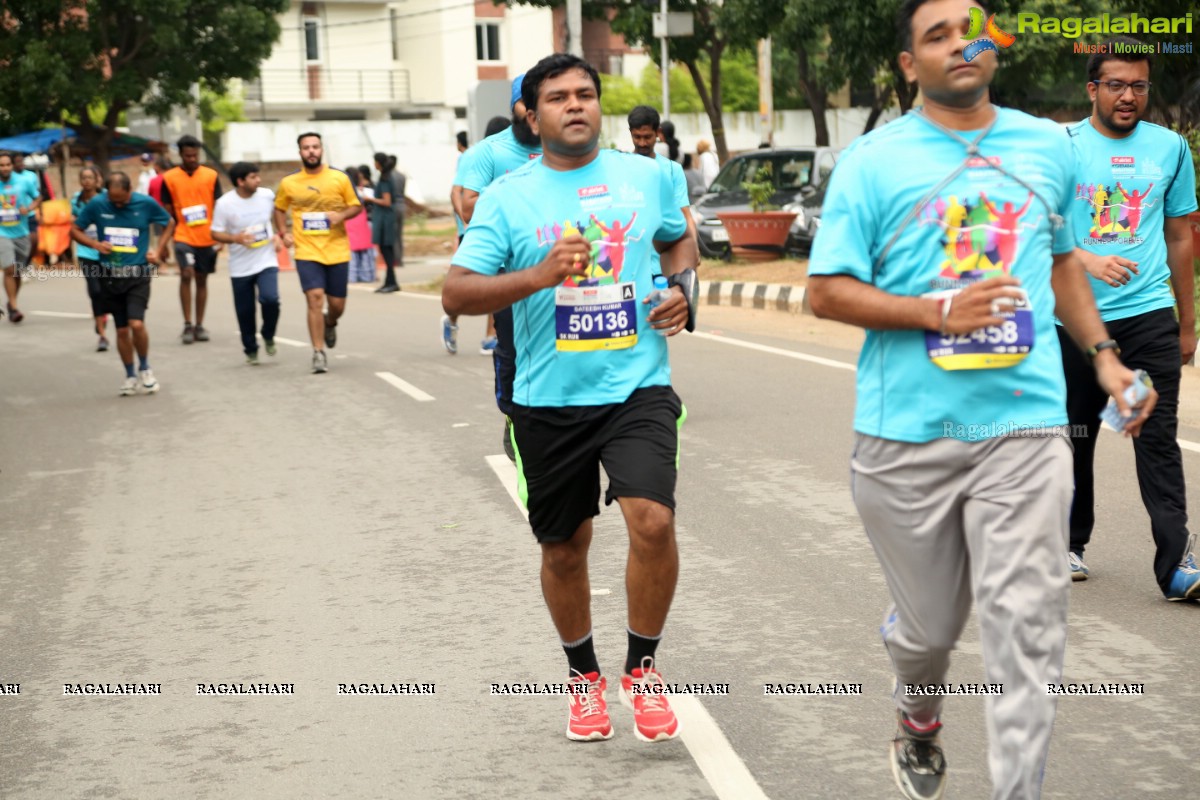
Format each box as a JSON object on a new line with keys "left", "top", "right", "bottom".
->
{"left": 691, "top": 147, "right": 840, "bottom": 258}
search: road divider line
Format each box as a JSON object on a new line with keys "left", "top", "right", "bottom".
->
{"left": 674, "top": 696, "right": 772, "bottom": 800}
{"left": 690, "top": 331, "right": 856, "bottom": 372}
{"left": 272, "top": 336, "right": 310, "bottom": 349}
{"left": 394, "top": 290, "right": 443, "bottom": 302}
{"left": 483, "top": 453, "right": 771, "bottom": 800}
{"left": 375, "top": 371, "right": 435, "bottom": 402}
{"left": 29, "top": 310, "right": 93, "bottom": 319}
{"left": 693, "top": 330, "right": 1200, "bottom": 455}
{"left": 485, "top": 455, "right": 526, "bottom": 519}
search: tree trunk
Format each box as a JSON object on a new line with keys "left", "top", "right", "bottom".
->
{"left": 683, "top": 47, "right": 730, "bottom": 164}
{"left": 891, "top": 65, "right": 917, "bottom": 113}
{"left": 797, "top": 43, "right": 829, "bottom": 146}
{"left": 863, "top": 84, "right": 894, "bottom": 134}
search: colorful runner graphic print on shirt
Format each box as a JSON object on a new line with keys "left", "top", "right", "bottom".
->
{"left": 1074, "top": 177, "right": 1155, "bottom": 244}
{"left": 917, "top": 186, "right": 1041, "bottom": 370}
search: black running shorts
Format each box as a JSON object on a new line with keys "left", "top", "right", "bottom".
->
{"left": 175, "top": 243, "right": 217, "bottom": 274}
{"left": 509, "top": 385, "right": 686, "bottom": 543}
{"left": 99, "top": 275, "right": 152, "bottom": 328}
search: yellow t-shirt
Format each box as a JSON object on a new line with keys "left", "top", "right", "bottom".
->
{"left": 274, "top": 166, "right": 361, "bottom": 265}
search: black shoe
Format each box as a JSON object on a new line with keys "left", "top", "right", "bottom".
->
{"left": 502, "top": 418, "right": 515, "bottom": 463}
{"left": 374, "top": 284, "right": 400, "bottom": 294}
{"left": 891, "top": 713, "right": 946, "bottom": 800}
{"left": 323, "top": 314, "right": 337, "bottom": 349}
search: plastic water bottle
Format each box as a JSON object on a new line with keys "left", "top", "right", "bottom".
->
{"left": 648, "top": 275, "right": 672, "bottom": 335}
{"left": 1100, "top": 369, "right": 1153, "bottom": 432}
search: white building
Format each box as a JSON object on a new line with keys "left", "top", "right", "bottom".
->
{"left": 241, "top": 0, "right": 555, "bottom": 122}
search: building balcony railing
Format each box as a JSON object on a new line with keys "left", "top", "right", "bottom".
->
{"left": 245, "top": 68, "right": 411, "bottom": 106}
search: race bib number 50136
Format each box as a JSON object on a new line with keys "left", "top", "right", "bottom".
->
{"left": 555, "top": 282, "right": 638, "bottom": 352}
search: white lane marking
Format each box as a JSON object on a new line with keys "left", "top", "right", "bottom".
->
{"left": 452, "top": 423, "right": 471, "bottom": 428}
{"left": 692, "top": 330, "right": 1200, "bottom": 455}
{"left": 483, "top": 453, "right": 772, "bottom": 800}
{"left": 486, "top": 454, "right": 525, "bottom": 517}
{"left": 29, "top": 310, "right": 93, "bottom": 319}
{"left": 375, "top": 371, "right": 435, "bottom": 402}
{"left": 272, "top": 336, "right": 310, "bottom": 349}
{"left": 690, "top": 330, "right": 856, "bottom": 372}
{"left": 394, "top": 291, "right": 443, "bottom": 302}
{"left": 674, "top": 696, "right": 771, "bottom": 800}
{"left": 590, "top": 588, "right": 611, "bottom": 596}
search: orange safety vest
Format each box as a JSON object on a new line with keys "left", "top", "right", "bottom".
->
{"left": 162, "top": 165, "right": 219, "bottom": 246}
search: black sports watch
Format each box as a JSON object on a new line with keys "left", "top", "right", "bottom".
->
{"left": 1085, "top": 339, "right": 1120, "bottom": 361}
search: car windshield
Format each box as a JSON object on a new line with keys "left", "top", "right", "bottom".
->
{"left": 709, "top": 153, "right": 816, "bottom": 194}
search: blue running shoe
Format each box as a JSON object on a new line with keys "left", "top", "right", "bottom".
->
{"left": 1166, "top": 548, "right": 1200, "bottom": 601}
{"left": 480, "top": 336, "right": 498, "bottom": 355}
{"left": 1069, "top": 552, "right": 1089, "bottom": 582}
{"left": 441, "top": 315, "right": 458, "bottom": 355}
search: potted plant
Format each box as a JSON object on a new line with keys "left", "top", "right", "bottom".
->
{"left": 716, "top": 164, "right": 799, "bottom": 262}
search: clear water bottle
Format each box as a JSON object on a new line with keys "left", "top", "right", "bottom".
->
{"left": 648, "top": 275, "right": 672, "bottom": 335}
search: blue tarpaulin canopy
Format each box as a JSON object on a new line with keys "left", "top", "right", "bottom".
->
{"left": 0, "top": 127, "right": 75, "bottom": 154}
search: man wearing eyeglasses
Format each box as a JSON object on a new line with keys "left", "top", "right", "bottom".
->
{"left": 1060, "top": 37, "right": 1200, "bottom": 600}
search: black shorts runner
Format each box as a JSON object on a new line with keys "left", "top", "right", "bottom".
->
{"left": 509, "top": 385, "right": 686, "bottom": 543}
{"left": 175, "top": 243, "right": 217, "bottom": 274}
{"left": 99, "top": 275, "right": 152, "bottom": 328}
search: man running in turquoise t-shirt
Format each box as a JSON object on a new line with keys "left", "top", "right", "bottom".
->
{"left": 1057, "top": 38, "right": 1200, "bottom": 600}
{"left": 807, "top": 1, "right": 1155, "bottom": 798}
{"left": 443, "top": 53, "right": 698, "bottom": 746}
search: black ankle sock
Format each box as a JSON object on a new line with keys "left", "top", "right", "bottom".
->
{"left": 624, "top": 628, "right": 662, "bottom": 675}
{"left": 562, "top": 632, "right": 600, "bottom": 677}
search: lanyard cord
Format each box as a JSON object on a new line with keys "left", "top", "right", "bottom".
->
{"left": 872, "top": 108, "right": 1064, "bottom": 281}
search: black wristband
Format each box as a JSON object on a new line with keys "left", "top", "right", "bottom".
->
{"left": 667, "top": 268, "right": 698, "bottom": 332}
{"left": 1086, "top": 339, "right": 1120, "bottom": 361}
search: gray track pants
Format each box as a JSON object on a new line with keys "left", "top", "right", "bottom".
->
{"left": 851, "top": 432, "right": 1072, "bottom": 800}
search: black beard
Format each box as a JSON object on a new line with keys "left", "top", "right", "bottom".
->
{"left": 1097, "top": 107, "right": 1141, "bottom": 135}
{"left": 512, "top": 115, "right": 540, "bottom": 147}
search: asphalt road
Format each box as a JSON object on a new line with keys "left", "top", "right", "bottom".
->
{"left": 2, "top": 261, "right": 1198, "bottom": 799}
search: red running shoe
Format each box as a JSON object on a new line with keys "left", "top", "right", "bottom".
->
{"left": 566, "top": 671, "right": 613, "bottom": 742}
{"left": 619, "top": 657, "right": 680, "bottom": 743}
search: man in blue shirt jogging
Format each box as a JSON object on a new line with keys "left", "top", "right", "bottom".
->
{"left": 444, "top": 53, "right": 699, "bottom": 746}
{"left": 807, "top": 1, "right": 1155, "bottom": 797}
{"left": 72, "top": 173, "right": 174, "bottom": 396}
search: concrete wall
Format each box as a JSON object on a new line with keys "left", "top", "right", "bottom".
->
{"left": 223, "top": 107, "right": 901, "bottom": 207}
{"left": 223, "top": 116, "right": 459, "bottom": 206}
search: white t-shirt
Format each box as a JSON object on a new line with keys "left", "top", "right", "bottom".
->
{"left": 211, "top": 188, "right": 278, "bottom": 277}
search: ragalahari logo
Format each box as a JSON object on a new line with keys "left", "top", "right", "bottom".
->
{"left": 961, "top": 8, "right": 1016, "bottom": 61}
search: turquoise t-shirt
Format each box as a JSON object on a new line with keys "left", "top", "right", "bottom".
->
{"left": 451, "top": 149, "right": 475, "bottom": 236}
{"left": 73, "top": 193, "right": 171, "bottom": 268}
{"left": 453, "top": 149, "right": 688, "bottom": 407}
{"left": 655, "top": 153, "right": 690, "bottom": 209}
{"left": 809, "top": 108, "right": 1078, "bottom": 443}
{"left": 15, "top": 169, "right": 40, "bottom": 222}
{"left": 1066, "top": 119, "right": 1198, "bottom": 322}
{"left": 71, "top": 189, "right": 106, "bottom": 261}
{"left": 459, "top": 127, "right": 542, "bottom": 193}
{"left": 0, "top": 175, "right": 39, "bottom": 239}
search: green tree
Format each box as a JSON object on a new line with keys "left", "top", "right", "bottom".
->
{"left": 503, "top": 0, "right": 736, "bottom": 161}
{"left": 199, "top": 83, "right": 247, "bottom": 159}
{"left": 0, "top": 0, "right": 286, "bottom": 171}
{"left": 724, "top": 0, "right": 848, "bottom": 146}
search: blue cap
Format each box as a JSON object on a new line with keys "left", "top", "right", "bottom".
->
{"left": 511, "top": 73, "right": 526, "bottom": 110}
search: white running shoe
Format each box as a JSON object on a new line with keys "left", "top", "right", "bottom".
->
{"left": 139, "top": 369, "right": 159, "bottom": 394}
{"left": 120, "top": 376, "right": 138, "bottom": 396}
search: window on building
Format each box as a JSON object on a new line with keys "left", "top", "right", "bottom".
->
{"left": 475, "top": 22, "right": 501, "bottom": 62}
{"left": 304, "top": 18, "right": 320, "bottom": 62}
{"left": 390, "top": 9, "right": 399, "bottom": 61}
